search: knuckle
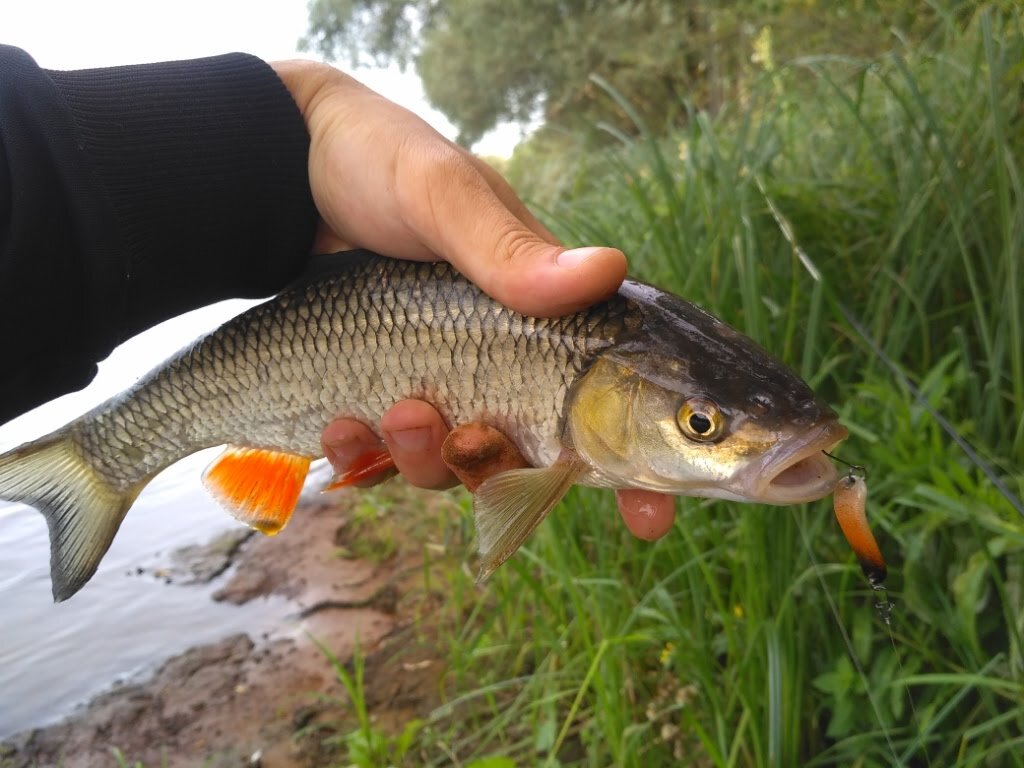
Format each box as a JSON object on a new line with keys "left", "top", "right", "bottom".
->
{"left": 493, "top": 224, "right": 540, "bottom": 266}
{"left": 395, "top": 136, "right": 481, "bottom": 230}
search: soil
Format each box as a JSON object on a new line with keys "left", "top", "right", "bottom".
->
{"left": 0, "top": 485, "right": 462, "bottom": 768}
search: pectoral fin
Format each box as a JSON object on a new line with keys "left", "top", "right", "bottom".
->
{"left": 473, "top": 454, "right": 586, "bottom": 583}
{"left": 325, "top": 449, "right": 395, "bottom": 490}
{"left": 203, "top": 447, "right": 312, "bottom": 535}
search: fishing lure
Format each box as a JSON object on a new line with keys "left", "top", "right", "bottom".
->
{"left": 833, "top": 472, "right": 887, "bottom": 586}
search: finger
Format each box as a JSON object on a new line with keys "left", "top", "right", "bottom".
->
{"left": 464, "top": 153, "right": 560, "bottom": 244}
{"left": 380, "top": 400, "right": 458, "bottom": 490}
{"left": 402, "top": 141, "right": 628, "bottom": 317}
{"left": 615, "top": 490, "right": 676, "bottom": 540}
{"left": 321, "top": 419, "right": 394, "bottom": 489}
{"left": 441, "top": 423, "right": 529, "bottom": 491}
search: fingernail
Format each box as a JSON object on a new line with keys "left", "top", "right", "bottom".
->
{"left": 556, "top": 246, "right": 604, "bottom": 268}
{"left": 385, "top": 426, "right": 432, "bottom": 453}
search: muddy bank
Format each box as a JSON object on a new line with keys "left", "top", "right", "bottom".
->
{"left": 1, "top": 486, "right": 459, "bottom": 768}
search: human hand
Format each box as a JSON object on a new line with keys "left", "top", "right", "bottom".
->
{"left": 272, "top": 59, "right": 625, "bottom": 315}
{"left": 272, "top": 60, "right": 674, "bottom": 540}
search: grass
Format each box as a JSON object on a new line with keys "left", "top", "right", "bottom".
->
{"left": 313, "top": 637, "right": 426, "bottom": 767}
{"left": 360, "top": 6, "right": 1022, "bottom": 767}
{"left": 97, "top": 10, "right": 1022, "bottom": 766}
{"left": 76, "top": 7, "right": 1017, "bottom": 768}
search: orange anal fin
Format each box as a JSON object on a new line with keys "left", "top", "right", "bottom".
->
{"left": 326, "top": 449, "right": 395, "bottom": 490}
{"left": 203, "top": 447, "right": 312, "bottom": 536}
{"left": 833, "top": 474, "right": 887, "bottom": 585}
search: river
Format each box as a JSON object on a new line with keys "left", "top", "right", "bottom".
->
{"left": 0, "top": 298, "right": 293, "bottom": 738}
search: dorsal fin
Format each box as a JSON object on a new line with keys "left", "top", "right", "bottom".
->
{"left": 203, "top": 447, "right": 311, "bottom": 535}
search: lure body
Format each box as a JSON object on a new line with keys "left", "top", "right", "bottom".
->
{"left": 833, "top": 473, "right": 887, "bottom": 585}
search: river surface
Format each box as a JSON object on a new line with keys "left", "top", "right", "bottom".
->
{"left": 0, "top": 298, "right": 294, "bottom": 738}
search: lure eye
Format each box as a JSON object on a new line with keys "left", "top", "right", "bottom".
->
{"left": 677, "top": 398, "right": 724, "bottom": 442}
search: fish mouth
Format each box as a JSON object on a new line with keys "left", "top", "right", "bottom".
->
{"left": 747, "top": 420, "right": 849, "bottom": 504}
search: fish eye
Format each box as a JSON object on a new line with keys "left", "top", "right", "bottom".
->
{"left": 677, "top": 398, "right": 724, "bottom": 442}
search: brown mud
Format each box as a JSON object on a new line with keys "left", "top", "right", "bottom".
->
{"left": 0, "top": 485, "right": 463, "bottom": 768}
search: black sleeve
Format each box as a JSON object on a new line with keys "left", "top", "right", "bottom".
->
{"left": 0, "top": 46, "right": 318, "bottom": 425}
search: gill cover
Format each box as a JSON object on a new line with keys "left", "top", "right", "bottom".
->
{"left": 563, "top": 279, "right": 837, "bottom": 499}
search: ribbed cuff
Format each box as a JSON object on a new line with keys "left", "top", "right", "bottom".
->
{"left": 47, "top": 53, "right": 318, "bottom": 341}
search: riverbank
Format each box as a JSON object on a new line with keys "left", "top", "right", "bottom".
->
{"left": 1, "top": 483, "right": 464, "bottom": 768}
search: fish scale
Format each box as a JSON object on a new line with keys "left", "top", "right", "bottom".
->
{"left": 73, "top": 253, "right": 631, "bottom": 491}
{"left": 0, "top": 249, "right": 849, "bottom": 601}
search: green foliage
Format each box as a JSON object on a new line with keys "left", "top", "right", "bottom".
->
{"left": 336, "top": 487, "right": 401, "bottom": 562}
{"left": 297, "top": 2, "right": 1024, "bottom": 766}
{"left": 302, "top": 0, "right": 953, "bottom": 146}
{"left": 382, "top": 6, "right": 1021, "bottom": 767}
{"left": 302, "top": 0, "right": 424, "bottom": 68}
{"left": 315, "top": 637, "right": 425, "bottom": 767}
{"left": 110, "top": 749, "right": 146, "bottom": 768}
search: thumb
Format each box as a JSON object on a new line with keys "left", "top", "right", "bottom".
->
{"left": 461, "top": 236, "right": 628, "bottom": 317}
{"left": 407, "top": 148, "right": 627, "bottom": 317}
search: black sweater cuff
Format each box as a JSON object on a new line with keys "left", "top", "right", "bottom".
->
{"left": 46, "top": 53, "right": 318, "bottom": 336}
{"left": 0, "top": 47, "right": 316, "bottom": 423}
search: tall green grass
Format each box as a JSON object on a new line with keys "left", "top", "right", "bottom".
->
{"left": 388, "top": 8, "right": 1024, "bottom": 767}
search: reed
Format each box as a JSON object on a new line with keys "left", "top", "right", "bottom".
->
{"left": 415, "top": 8, "right": 1024, "bottom": 766}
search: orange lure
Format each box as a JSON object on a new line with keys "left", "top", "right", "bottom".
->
{"left": 833, "top": 473, "right": 887, "bottom": 585}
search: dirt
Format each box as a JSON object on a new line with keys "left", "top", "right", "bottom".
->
{"left": 0, "top": 485, "right": 461, "bottom": 768}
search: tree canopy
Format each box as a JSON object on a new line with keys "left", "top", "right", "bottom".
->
{"left": 301, "top": 0, "right": 965, "bottom": 146}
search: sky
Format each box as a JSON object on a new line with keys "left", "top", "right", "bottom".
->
{"left": 0, "top": 0, "right": 521, "bottom": 447}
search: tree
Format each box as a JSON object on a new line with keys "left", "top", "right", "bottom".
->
{"left": 301, "top": 0, "right": 952, "bottom": 147}
{"left": 302, "top": 1, "right": 721, "bottom": 145}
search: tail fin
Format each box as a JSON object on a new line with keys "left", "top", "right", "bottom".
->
{"left": 0, "top": 432, "right": 145, "bottom": 601}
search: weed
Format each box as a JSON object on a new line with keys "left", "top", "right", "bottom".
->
{"left": 410, "top": 7, "right": 1024, "bottom": 766}
{"left": 311, "top": 637, "right": 423, "bottom": 767}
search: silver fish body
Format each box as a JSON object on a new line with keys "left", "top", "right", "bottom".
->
{"left": 0, "top": 250, "right": 847, "bottom": 601}
{"left": 75, "top": 252, "right": 632, "bottom": 490}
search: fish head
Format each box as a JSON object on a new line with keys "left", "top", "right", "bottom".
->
{"left": 566, "top": 282, "right": 848, "bottom": 505}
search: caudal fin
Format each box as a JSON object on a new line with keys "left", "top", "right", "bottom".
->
{"left": 0, "top": 432, "right": 145, "bottom": 601}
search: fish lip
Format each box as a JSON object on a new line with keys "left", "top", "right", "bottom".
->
{"left": 745, "top": 419, "right": 850, "bottom": 504}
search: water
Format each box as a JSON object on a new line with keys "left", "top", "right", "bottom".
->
{"left": 0, "top": 461, "right": 293, "bottom": 736}
{"left": 0, "top": 298, "right": 296, "bottom": 738}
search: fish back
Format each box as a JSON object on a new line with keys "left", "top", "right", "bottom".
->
{"left": 77, "top": 253, "right": 632, "bottom": 486}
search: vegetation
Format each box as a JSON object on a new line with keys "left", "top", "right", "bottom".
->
{"left": 304, "top": 0, "right": 972, "bottom": 145}
{"left": 303, "top": 3, "right": 1024, "bottom": 766}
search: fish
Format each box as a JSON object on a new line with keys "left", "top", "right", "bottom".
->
{"left": 0, "top": 250, "right": 848, "bottom": 601}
